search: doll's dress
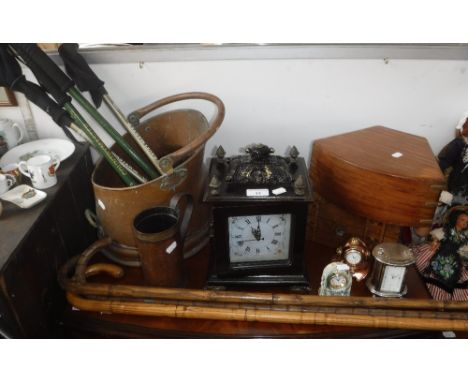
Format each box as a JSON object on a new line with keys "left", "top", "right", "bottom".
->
{"left": 413, "top": 227, "right": 468, "bottom": 300}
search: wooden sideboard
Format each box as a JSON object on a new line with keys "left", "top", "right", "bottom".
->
{"left": 0, "top": 143, "right": 96, "bottom": 338}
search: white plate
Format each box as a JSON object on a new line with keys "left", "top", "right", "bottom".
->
{"left": 0, "top": 184, "right": 47, "bottom": 209}
{"left": 0, "top": 138, "right": 75, "bottom": 167}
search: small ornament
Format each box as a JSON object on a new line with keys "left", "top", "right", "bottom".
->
{"left": 319, "top": 262, "right": 352, "bottom": 296}
{"left": 335, "top": 237, "right": 371, "bottom": 281}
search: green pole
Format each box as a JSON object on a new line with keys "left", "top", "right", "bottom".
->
{"left": 69, "top": 87, "right": 158, "bottom": 179}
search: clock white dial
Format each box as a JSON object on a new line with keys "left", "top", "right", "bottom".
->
{"left": 228, "top": 213, "right": 291, "bottom": 263}
{"left": 345, "top": 249, "right": 362, "bottom": 265}
{"left": 380, "top": 266, "right": 405, "bottom": 293}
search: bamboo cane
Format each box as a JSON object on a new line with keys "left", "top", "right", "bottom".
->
{"left": 58, "top": 236, "right": 468, "bottom": 335}
{"left": 59, "top": 250, "right": 468, "bottom": 313}
{"left": 66, "top": 292, "right": 468, "bottom": 332}
{"left": 71, "top": 278, "right": 468, "bottom": 322}
{"left": 59, "top": 239, "right": 468, "bottom": 331}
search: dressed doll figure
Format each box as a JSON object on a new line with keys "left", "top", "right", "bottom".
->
{"left": 437, "top": 114, "right": 468, "bottom": 198}
{"left": 413, "top": 207, "right": 468, "bottom": 300}
{"left": 429, "top": 113, "right": 468, "bottom": 228}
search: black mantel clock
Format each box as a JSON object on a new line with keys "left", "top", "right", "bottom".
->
{"left": 203, "top": 143, "right": 313, "bottom": 288}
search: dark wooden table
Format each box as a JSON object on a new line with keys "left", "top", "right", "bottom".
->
{"left": 61, "top": 240, "right": 441, "bottom": 338}
{"left": 0, "top": 143, "right": 96, "bottom": 338}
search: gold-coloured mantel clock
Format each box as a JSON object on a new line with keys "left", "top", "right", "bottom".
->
{"left": 203, "top": 144, "right": 313, "bottom": 288}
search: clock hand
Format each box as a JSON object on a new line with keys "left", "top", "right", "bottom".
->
{"left": 243, "top": 238, "right": 264, "bottom": 242}
{"left": 251, "top": 226, "right": 262, "bottom": 241}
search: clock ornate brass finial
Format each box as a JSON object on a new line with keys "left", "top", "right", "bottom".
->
{"left": 209, "top": 175, "right": 222, "bottom": 195}
{"left": 293, "top": 175, "right": 306, "bottom": 196}
{"left": 216, "top": 145, "right": 226, "bottom": 160}
{"left": 289, "top": 146, "right": 299, "bottom": 162}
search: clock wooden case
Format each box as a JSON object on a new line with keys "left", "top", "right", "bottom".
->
{"left": 203, "top": 144, "right": 312, "bottom": 287}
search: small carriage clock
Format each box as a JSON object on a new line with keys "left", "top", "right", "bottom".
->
{"left": 203, "top": 143, "right": 313, "bottom": 287}
{"left": 366, "top": 242, "right": 415, "bottom": 297}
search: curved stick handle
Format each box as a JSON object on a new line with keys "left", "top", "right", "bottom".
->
{"left": 169, "top": 192, "right": 194, "bottom": 248}
{"left": 74, "top": 236, "right": 113, "bottom": 283}
{"left": 85, "top": 263, "right": 124, "bottom": 279}
{"left": 58, "top": 255, "right": 124, "bottom": 294}
{"left": 128, "top": 92, "right": 225, "bottom": 170}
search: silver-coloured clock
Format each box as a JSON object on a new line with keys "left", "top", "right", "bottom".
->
{"left": 366, "top": 242, "right": 415, "bottom": 297}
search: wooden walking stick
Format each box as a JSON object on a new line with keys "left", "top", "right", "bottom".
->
{"left": 58, "top": 238, "right": 468, "bottom": 313}
{"left": 59, "top": 238, "right": 468, "bottom": 332}
{"left": 66, "top": 292, "right": 468, "bottom": 332}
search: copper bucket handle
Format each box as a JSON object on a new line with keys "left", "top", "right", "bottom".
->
{"left": 127, "top": 92, "right": 225, "bottom": 171}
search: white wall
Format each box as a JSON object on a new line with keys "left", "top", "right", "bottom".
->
{"left": 2, "top": 46, "right": 468, "bottom": 165}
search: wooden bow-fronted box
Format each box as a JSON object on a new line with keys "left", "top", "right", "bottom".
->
{"left": 309, "top": 126, "right": 445, "bottom": 246}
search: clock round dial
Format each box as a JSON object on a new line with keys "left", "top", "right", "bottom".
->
{"left": 228, "top": 213, "right": 291, "bottom": 263}
{"left": 328, "top": 273, "right": 349, "bottom": 289}
{"left": 344, "top": 249, "right": 362, "bottom": 265}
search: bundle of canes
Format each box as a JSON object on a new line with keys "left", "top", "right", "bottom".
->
{"left": 59, "top": 238, "right": 468, "bottom": 332}
{"left": 0, "top": 45, "right": 146, "bottom": 185}
{"left": 9, "top": 43, "right": 159, "bottom": 180}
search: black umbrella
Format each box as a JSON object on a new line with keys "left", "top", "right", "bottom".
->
{"left": 58, "top": 43, "right": 165, "bottom": 175}
{"left": 58, "top": 43, "right": 106, "bottom": 108}
{"left": 0, "top": 45, "right": 141, "bottom": 186}
{"left": 9, "top": 43, "right": 157, "bottom": 180}
{"left": 0, "top": 44, "right": 74, "bottom": 135}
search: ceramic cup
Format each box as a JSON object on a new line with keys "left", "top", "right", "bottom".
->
{"left": 0, "top": 118, "right": 24, "bottom": 150}
{"left": 0, "top": 173, "right": 16, "bottom": 195}
{"left": 18, "top": 154, "right": 60, "bottom": 189}
{"left": 1, "top": 163, "right": 23, "bottom": 185}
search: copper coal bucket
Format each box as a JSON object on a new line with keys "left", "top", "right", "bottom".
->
{"left": 91, "top": 92, "right": 225, "bottom": 265}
